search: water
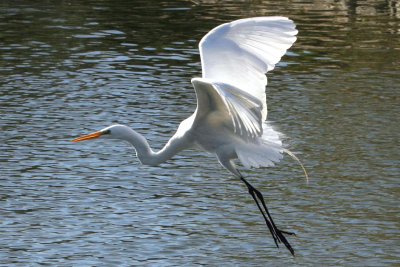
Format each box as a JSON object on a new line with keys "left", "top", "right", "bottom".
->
{"left": 1, "top": 0, "right": 399, "bottom": 265}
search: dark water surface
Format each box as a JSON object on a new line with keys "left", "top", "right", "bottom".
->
{"left": 1, "top": 0, "right": 399, "bottom": 265}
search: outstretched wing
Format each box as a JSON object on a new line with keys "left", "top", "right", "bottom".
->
{"left": 199, "top": 16, "right": 297, "bottom": 122}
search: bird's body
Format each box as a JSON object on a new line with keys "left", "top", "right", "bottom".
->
{"left": 73, "top": 16, "right": 306, "bottom": 256}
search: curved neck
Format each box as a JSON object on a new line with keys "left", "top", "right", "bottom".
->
{"left": 121, "top": 128, "right": 185, "bottom": 166}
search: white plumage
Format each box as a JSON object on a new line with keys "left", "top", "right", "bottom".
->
{"left": 199, "top": 16, "right": 298, "bottom": 121}
{"left": 73, "top": 17, "right": 303, "bottom": 256}
{"left": 192, "top": 16, "right": 297, "bottom": 170}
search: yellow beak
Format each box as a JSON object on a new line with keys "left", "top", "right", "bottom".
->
{"left": 72, "top": 131, "right": 102, "bottom": 142}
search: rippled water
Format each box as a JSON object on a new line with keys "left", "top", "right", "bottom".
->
{"left": 1, "top": 0, "right": 399, "bottom": 265}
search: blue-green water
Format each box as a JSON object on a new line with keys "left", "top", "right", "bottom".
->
{"left": 1, "top": 0, "right": 399, "bottom": 265}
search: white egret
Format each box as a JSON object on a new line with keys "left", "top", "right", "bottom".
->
{"left": 73, "top": 17, "right": 307, "bottom": 256}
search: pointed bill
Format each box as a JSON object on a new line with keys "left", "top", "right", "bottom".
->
{"left": 72, "top": 131, "right": 102, "bottom": 142}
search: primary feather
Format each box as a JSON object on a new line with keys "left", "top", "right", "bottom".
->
{"left": 199, "top": 16, "right": 298, "bottom": 121}
{"left": 191, "top": 16, "right": 298, "bottom": 168}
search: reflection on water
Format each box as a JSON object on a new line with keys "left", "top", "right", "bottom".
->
{"left": 1, "top": 0, "right": 399, "bottom": 265}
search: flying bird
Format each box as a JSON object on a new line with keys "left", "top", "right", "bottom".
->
{"left": 72, "top": 16, "right": 307, "bottom": 256}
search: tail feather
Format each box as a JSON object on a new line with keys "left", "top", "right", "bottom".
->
{"left": 235, "top": 122, "right": 309, "bottom": 184}
{"left": 235, "top": 123, "right": 283, "bottom": 169}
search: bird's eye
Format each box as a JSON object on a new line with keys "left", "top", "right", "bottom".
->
{"left": 103, "top": 129, "right": 111, "bottom": 135}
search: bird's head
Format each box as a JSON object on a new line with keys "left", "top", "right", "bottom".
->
{"left": 72, "top": 124, "right": 131, "bottom": 142}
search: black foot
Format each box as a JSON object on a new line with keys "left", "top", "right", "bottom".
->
{"left": 240, "top": 175, "right": 295, "bottom": 256}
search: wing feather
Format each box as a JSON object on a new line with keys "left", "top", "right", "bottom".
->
{"left": 199, "top": 16, "right": 297, "bottom": 121}
{"left": 191, "top": 17, "right": 297, "bottom": 167}
{"left": 191, "top": 78, "right": 262, "bottom": 141}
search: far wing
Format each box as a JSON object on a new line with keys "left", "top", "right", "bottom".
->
{"left": 199, "top": 16, "right": 297, "bottom": 121}
{"left": 191, "top": 78, "right": 263, "bottom": 141}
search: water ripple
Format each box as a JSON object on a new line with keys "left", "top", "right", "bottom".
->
{"left": 1, "top": 0, "right": 399, "bottom": 265}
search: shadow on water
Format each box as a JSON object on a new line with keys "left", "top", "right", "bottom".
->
{"left": 1, "top": 0, "right": 399, "bottom": 265}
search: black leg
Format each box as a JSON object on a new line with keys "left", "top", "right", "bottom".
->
{"left": 240, "top": 175, "right": 295, "bottom": 256}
